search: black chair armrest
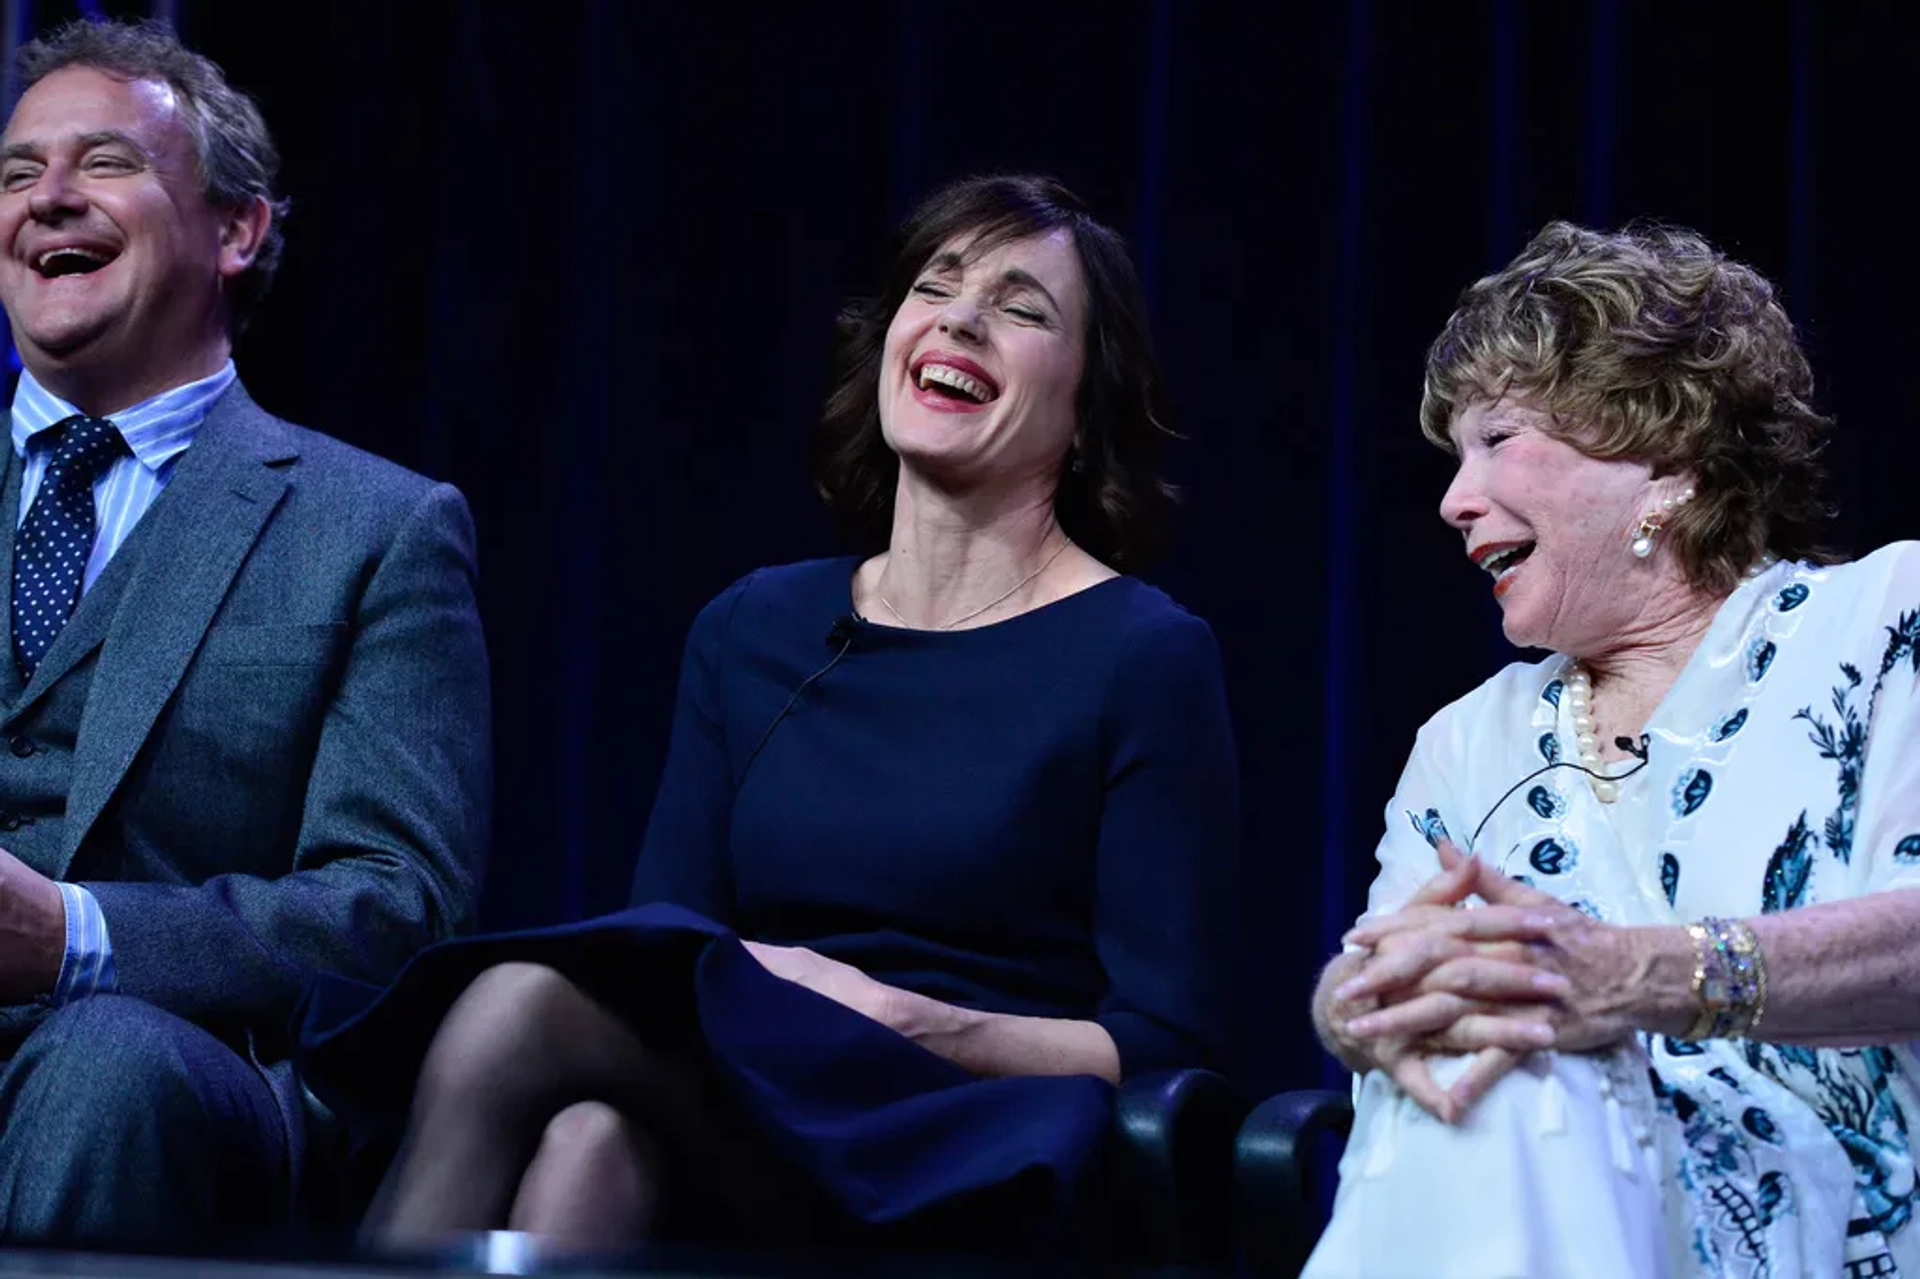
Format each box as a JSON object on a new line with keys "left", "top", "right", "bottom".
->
{"left": 1103, "top": 1067, "right": 1248, "bottom": 1264}
{"left": 1235, "top": 1088, "right": 1355, "bottom": 1276}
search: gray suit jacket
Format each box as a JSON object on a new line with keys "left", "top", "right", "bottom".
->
{"left": 0, "top": 382, "right": 490, "bottom": 1099}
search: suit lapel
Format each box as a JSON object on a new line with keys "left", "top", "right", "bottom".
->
{"left": 58, "top": 385, "right": 297, "bottom": 875}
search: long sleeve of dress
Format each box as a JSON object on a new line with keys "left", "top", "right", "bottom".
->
{"left": 1091, "top": 609, "right": 1241, "bottom": 1076}
{"left": 627, "top": 574, "right": 757, "bottom": 922}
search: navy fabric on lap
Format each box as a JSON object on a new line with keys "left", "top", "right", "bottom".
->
{"left": 638, "top": 557, "right": 1239, "bottom": 1076}
{"left": 298, "top": 556, "right": 1239, "bottom": 1238}
{"left": 300, "top": 906, "right": 1112, "bottom": 1234}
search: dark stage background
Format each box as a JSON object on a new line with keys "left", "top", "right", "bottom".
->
{"left": 8, "top": 0, "right": 1919, "bottom": 1099}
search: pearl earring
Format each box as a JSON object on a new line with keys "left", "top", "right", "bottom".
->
{"left": 1630, "top": 487, "right": 1695, "bottom": 559}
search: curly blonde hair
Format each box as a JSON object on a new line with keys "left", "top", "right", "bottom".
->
{"left": 1419, "top": 221, "right": 1836, "bottom": 592}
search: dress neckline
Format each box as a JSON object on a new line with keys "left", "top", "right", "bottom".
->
{"left": 839, "top": 556, "right": 1134, "bottom": 641}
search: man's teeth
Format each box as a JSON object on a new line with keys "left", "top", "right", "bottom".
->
{"left": 917, "top": 363, "right": 993, "bottom": 402}
{"left": 35, "top": 247, "right": 108, "bottom": 271}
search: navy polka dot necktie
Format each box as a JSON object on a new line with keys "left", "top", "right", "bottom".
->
{"left": 11, "top": 414, "right": 127, "bottom": 680}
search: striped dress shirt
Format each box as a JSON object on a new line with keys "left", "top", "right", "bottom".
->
{"left": 9, "top": 361, "right": 236, "bottom": 1005}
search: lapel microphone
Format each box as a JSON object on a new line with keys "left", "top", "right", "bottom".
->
{"left": 1466, "top": 733, "right": 1652, "bottom": 852}
{"left": 736, "top": 616, "right": 862, "bottom": 791}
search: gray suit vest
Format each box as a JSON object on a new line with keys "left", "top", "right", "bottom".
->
{"left": 0, "top": 453, "right": 158, "bottom": 879}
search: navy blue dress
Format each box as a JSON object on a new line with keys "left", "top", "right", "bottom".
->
{"left": 296, "top": 557, "right": 1239, "bottom": 1240}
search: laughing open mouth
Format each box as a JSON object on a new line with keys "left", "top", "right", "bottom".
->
{"left": 1470, "top": 541, "right": 1537, "bottom": 588}
{"left": 1480, "top": 544, "right": 1533, "bottom": 576}
{"left": 32, "top": 246, "right": 115, "bottom": 278}
{"left": 912, "top": 359, "right": 1000, "bottom": 405}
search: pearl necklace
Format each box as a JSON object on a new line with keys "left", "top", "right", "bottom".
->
{"left": 877, "top": 536, "right": 1071, "bottom": 631}
{"left": 1565, "top": 554, "right": 1780, "bottom": 803}
{"left": 1562, "top": 664, "right": 1620, "bottom": 802}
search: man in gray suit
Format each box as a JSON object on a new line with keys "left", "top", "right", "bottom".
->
{"left": 0, "top": 19, "right": 489, "bottom": 1245}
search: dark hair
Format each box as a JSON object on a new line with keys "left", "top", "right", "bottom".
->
{"left": 1421, "top": 220, "right": 1836, "bottom": 592}
{"left": 813, "top": 174, "right": 1178, "bottom": 571}
{"left": 15, "top": 18, "right": 289, "bottom": 329}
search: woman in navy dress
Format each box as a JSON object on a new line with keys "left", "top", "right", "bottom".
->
{"left": 298, "top": 174, "right": 1239, "bottom": 1257}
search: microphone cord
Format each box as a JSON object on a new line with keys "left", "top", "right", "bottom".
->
{"left": 736, "top": 624, "right": 857, "bottom": 790}
{"left": 1466, "top": 734, "right": 1652, "bottom": 853}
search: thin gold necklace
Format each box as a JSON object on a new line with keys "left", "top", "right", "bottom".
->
{"left": 878, "top": 536, "right": 1070, "bottom": 631}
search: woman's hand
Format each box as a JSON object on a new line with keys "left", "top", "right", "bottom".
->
{"left": 1344, "top": 848, "right": 1670, "bottom": 1053}
{"left": 744, "top": 941, "right": 1123, "bottom": 1081}
{"left": 1332, "top": 844, "right": 1569, "bottom": 1050}
{"left": 1318, "top": 850, "right": 1544, "bottom": 1120}
{"left": 742, "top": 941, "right": 899, "bottom": 1028}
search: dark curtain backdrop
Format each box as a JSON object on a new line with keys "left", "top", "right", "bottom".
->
{"left": 12, "top": 0, "right": 1920, "bottom": 1097}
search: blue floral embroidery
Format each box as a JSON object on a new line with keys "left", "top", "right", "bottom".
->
{"left": 1797, "top": 664, "right": 1866, "bottom": 865}
{"left": 1537, "top": 732, "right": 1560, "bottom": 764}
{"left": 1745, "top": 1043, "right": 1917, "bottom": 1239}
{"left": 1660, "top": 853, "right": 1680, "bottom": 905}
{"left": 1756, "top": 1172, "right": 1788, "bottom": 1227}
{"left": 1673, "top": 768, "right": 1713, "bottom": 817}
{"left": 1747, "top": 638, "right": 1777, "bottom": 682}
{"left": 1704, "top": 1181, "right": 1773, "bottom": 1265}
{"left": 1866, "top": 608, "right": 1920, "bottom": 734}
{"left": 1526, "top": 785, "right": 1565, "bottom": 820}
{"left": 1662, "top": 1036, "right": 1706, "bottom": 1057}
{"left": 1743, "top": 1108, "right": 1782, "bottom": 1143}
{"left": 1773, "top": 584, "right": 1810, "bottom": 612}
{"left": 1711, "top": 708, "right": 1749, "bottom": 741}
{"left": 1542, "top": 678, "right": 1565, "bottom": 707}
{"left": 1762, "top": 813, "right": 1814, "bottom": 913}
{"left": 1644, "top": 1061, "right": 1689, "bottom": 1106}
{"left": 1529, "top": 837, "right": 1577, "bottom": 875}
{"left": 1647, "top": 1072, "right": 1777, "bottom": 1269}
{"left": 1570, "top": 898, "right": 1603, "bottom": 920}
{"left": 1406, "top": 808, "right": 1450, "bottom": 848}
{"left": 1879, "top": 608, "right": 1920, "bottom": 681}
{"left": 1819, "top": 610, "right": 1920, "bottom": 876}
{"left": 1650, "top": 1075, "right": 1700, "bottom": 1122}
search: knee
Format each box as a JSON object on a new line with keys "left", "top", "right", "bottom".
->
{"left": 517, "top": 1102, "right": 659, "bottom": 1231}
{"left": 0, "top": 997, "right": 284, "bottom": 1243}
{"left": 416, "top": 962, "right": 586, "bottom": 1103}
{"left": 536, "top": 1101, "right": 654, "bottom": 1177}
{"left": 11, "top": 995, "right": 205, "bottom": 1118}
{"left": 0, "top": 995, "right": 268, "bottom": 1183}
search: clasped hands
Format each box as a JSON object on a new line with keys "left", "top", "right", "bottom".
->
{"left": 1328, "top": 840, "right": 1647, "bottom": 1123}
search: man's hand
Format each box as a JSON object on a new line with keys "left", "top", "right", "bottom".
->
{"left": 0, "top": 849, "right": 65, "bottom": 1002}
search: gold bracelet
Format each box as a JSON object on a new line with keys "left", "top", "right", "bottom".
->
{"left": 1683, "top": 922, "right": 1720, "bottom": 1040}
{"left": 1682, "top": 917, "right": 1768, "bottom": 1040}
{"left": 1715, "top": 917, "right": 1768, "bottom": 1038}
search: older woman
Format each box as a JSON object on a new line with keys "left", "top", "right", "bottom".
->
{"left": 297, "top": 174, "right": 1238, "bottom": 1257}
{"left": 1306, "top": 223, "right": 1920, "bottom": 1277}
